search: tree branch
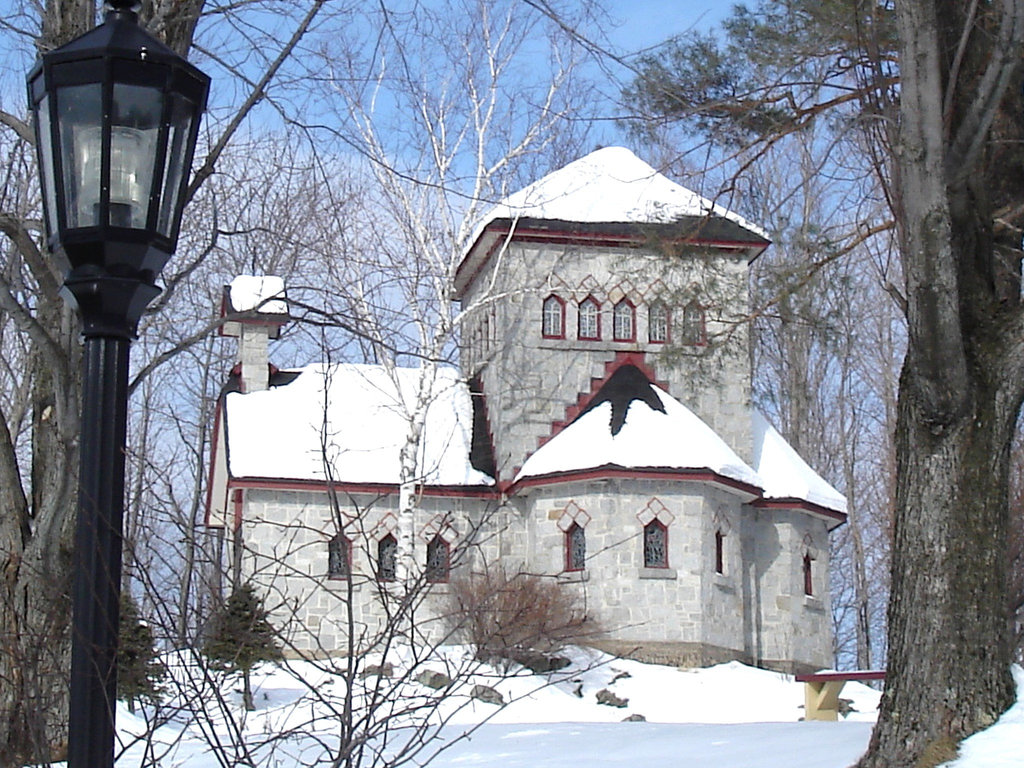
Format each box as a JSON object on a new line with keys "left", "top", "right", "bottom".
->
{"left": 184, "top": 0, "right": 327, "bottom": 204}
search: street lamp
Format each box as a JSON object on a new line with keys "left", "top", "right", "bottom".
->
{"left": 26, "top": 2, "right": 209, "bottom": 766}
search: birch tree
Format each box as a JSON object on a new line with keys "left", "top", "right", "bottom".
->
{"left": 300, "top": 0, "right": 595, "bottom": 592}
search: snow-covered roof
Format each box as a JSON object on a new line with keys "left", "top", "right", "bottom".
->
{"left": 223, "top": 363, "right": 492, "bottom": 487}
{"left": 750, "top": 410, "right": 847, "bottom": 514}
{"left": 455, "top": 147, "right": 769, "bottom": 298}
{"left": 478, "top": 146, "right": 767, "bottom": 237}
{"left": 513, "top": 365, "right": 846, "bottom": 518}
{"left": 515, "top": 366, "right": 761, "bottom": 489}
{"left": 227, "top": 275, "right": 287, "bottom": 314}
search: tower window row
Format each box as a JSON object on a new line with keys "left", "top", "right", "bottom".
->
{"left": 542, "top": 295, "right": 706, "bottom": 346}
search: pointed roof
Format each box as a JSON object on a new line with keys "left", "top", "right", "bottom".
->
{"left": 514, "top": 365, "right": 762, "bottom": 489}
{"left": 487, "top": 146, "right": 767, "bottom": 233}
{"left": 455, "top": 147, "right": 770, "bottom": 297}
{"left": 512, "top": 365, "right": 847, "bottom": 522}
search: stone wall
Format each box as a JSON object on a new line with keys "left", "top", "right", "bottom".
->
{"left": 236, "top": 480, "right": 832, "bottom": 670}
{"left": 459, "top": 241, "right": 753, "bottom": 479}
{"left": 235, "top": 488, "right": 495, "bottom": 655}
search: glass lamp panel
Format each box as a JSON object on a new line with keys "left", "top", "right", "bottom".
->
{"left": 109, "top": 83, "right": 162, "bottom": 228}
{"left": 157, "top": 94, "right": 195, "bottom": 237}
{"left": 34, "top": 94, "right": 60, "bottom": 236}
{"left": 56, "top": 83, "right": 102, "bottom": 229}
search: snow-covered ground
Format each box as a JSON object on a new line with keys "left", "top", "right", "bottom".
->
{"left": 59, "top": 648, "right": 1024, "bottom": 767}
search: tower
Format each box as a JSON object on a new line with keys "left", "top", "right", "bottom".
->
{"left": 454, "top": 147, "right": 769, "bottom": 480}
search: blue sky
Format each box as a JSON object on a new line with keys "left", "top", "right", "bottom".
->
{"left": 604, "top": 1, "right": 731, "bottom": 52}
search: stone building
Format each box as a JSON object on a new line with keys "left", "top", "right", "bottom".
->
{"left": 206, "top": 147, "right": 846, "bottom": 673}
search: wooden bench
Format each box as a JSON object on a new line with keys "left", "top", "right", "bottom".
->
{"left": 795, "top": 670, "right": 886, "bottom": 721}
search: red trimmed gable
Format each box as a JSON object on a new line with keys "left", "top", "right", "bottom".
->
{"left": 518, "top": 351, "right": 668, "bottom": 474}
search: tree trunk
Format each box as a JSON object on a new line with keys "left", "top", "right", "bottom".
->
{"left": 858, "top": 1, "right": 1024, "bottom": 764}
{"left": 242, "top": 669, "right": 254, "bottom": 712}
{"left": 0, "top": 305, "right": 79, "bottom": 764}
{"left": 860, "top": 372, "right": 1017, "bottom": 767}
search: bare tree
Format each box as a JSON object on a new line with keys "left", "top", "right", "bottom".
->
{"left": 0, "top": 1, "right": 331, "bottom": 759}
{"left": 624, "top": 1, "right": 1024, "bottom": 764}
{"left": 294, "top": 0, "right": 597, "bottom": 592}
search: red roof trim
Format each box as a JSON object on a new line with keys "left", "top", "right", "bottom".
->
{"left": 492, "top": 225, "right": 760, "bottom": 250}
{"left": 453, "top": 221, "right": 765, "bottom": 299}
{"left": 507, "top": 465, "right": 762, "bottom": 498}
{"left": 752, "top": 497, "right": 848, "bottom": 523}
{"left": 227, "top": 476, "right": 500, "bottom": 499}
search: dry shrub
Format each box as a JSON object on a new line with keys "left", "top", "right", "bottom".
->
{"left": 446, "top": 564, "right": 597, "bottom": 664}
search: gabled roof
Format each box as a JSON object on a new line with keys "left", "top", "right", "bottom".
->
{"left": 514, "top": 365, "right": 762, "bottom": 489}
{"left": 221, "top": 363, "right": 493, "bottom": 487}
{"left": 512, "top": 365, "right": 846, "bottom": 522}
{"left": 455, "top": 146, "right": 770, "bottom": 297}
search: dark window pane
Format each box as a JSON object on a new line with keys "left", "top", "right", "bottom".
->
{"left": 566, "top": 523, "right": 586, "bottom": 571}
{"left": 426, "top": 535, "right": 449, "bottom": 582}
{"left": 378, "top": 534, "right": 397, "bottom": 581}
{"left": 643, "top": 521, "right": 667, "bottom": 568}
{"left": 56, "top": 84, "right": 102, "bottom": 228}
{"left": 109, "top": 83, "right": 162, "bottom": 228}
{"left": 803, "top": 553, "right": 814, "bottom": 596}
{"left": 157, "top": 93, "right": 196, "bottom": 236}
{"left": 328, "top": 534, "right": 350, "bottom": 578}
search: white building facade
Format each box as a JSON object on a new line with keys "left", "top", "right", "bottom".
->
{"left": 207, "top": 148, "right": 846, "bottom": 673}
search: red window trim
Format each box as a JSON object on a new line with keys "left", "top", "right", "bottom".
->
{"left": 564, "top": 522, "right": 586, "bottom": 572}
{"left": 643, "top": 519, "right": 669, "bottom": 568}
{"left": 682, "top": 300, "right": 707, "bottom": 347}
{"left": 426, "top": 535, "right": 451, "bottom": 583}
{"left": 578, "top": 296, "right": 601, "bottom": 341}
{"left": 328, "top": 533, "right": 352, "bottom": 580}
{"left": 803, "top": 552, "right": 814, "bottom": 596}
{"left": 542, "top": 294, "right": 566, "bottom": 339}
{"left": 612, "top": 298, "right": 637, "bottom": 342}
{"left": 648, "top": 302, "right": 671, "bottom": 344}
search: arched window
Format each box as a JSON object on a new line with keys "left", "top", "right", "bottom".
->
{"left": 426, "top": 535, "right": 450, "bottom": 583}
{"left": 565, "top": 522, "right": 586, "bottom": 571}
{"left": 715, "top": 530, "right": 725, "bottom": 575}
{"left": 648, "top": 302, "right": 669, "bottom": 343}
{"left": 578, "top": 297, "right": 600, "bottom": 340}
{"left": 681, "top": 300, "right": 706, "bottom": 346}
{"left": 542, "top": 295, "right": 565, "bottom": 339}
{"left": 613, "top": 299, "right": 635, "bottom": 341}
{"left": 377, "top": 534, "right": 397, "bottom": 581}
{"left": 643, "top": 520, "right": 668, "bottom": 568}
{"left": 328, "top": 534, "right": 351, "bottom": 579}
{"left": 803, "top": 552, "right": 815, "bottom": 596}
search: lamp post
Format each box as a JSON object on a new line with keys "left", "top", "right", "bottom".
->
{"left": 26, "top": 3, "right": 209, "bottom": 766}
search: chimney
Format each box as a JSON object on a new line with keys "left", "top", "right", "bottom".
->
{"left": 220, "top": 275, "right": 288, "bottom": 393}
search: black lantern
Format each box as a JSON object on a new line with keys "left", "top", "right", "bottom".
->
{"left": 27, "top": 0, "right": 209, "bottom": 335}
{"left": 26, "top": 3, "right": 209, "bottom": 767}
